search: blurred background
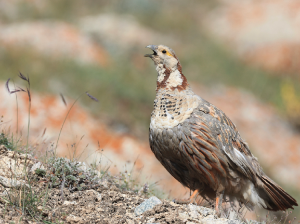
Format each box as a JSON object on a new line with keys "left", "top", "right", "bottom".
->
{"left": 1, "top": 0, "right": 300, "bottom": 220}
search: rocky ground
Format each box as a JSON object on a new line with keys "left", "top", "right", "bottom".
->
{"left": 0, "top": 144, "right": 265, "bottom": 224}
{"left": 0, "top": 187, "right": 245, "bottom": 224}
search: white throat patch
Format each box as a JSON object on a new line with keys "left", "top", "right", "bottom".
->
{"left": 156, "top": 64, "right": 183, "bottom": 89}
{"left": 156, "top": 64, "right": 166, "bottom": 82}
{"left": 167, "top": 70, "right": 183, "bottom": 88}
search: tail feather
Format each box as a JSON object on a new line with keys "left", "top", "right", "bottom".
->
{"left": 259, "top": 176, "right": 298, "bottom": 211}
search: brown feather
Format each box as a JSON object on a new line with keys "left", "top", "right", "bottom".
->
{"left": 260, "top": 176, "right": 298, "bottom": 211}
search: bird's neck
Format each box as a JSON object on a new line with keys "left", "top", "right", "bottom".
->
{"left": 155, "top": 63, "right": 189, "bottom": 92}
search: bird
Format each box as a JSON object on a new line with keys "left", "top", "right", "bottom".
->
{"left": 145, "top": 44, "right": 298, "bottom": 213}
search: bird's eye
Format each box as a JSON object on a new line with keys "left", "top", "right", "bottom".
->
{"left": 162, "top": 50, "right": 167, "bottom": 54}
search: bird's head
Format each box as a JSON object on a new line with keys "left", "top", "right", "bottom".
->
{"left": 145, "top": 44, "right": 189, "bottom": 92}
{"left": 144, "top": 45, "right": 181, "bottom": 71}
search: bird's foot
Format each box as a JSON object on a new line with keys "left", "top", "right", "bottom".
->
{"left": 173, "top": 190, "right": 199, "bottom": 204}
{"left": 215, "top": 205, "right": 222, "bottom": 218}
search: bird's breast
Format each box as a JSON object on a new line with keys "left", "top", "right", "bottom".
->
{"left": 150, "top": 90, "right": 199, "bottom": 130}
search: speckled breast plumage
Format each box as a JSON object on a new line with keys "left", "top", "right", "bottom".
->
{"left": 150, "top": 88, "right": 199, "bottom": 129}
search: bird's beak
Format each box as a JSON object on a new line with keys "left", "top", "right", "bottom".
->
{"left": 144, "top": 45, "right": 158, "bottom": 58}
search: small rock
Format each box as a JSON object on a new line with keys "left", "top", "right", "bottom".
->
{"left": 18, "top": 153, "right": 33, "bottom": 160}
{"left": 63, "top": 201, "right": 77, "bottom": 205}
{"left": 169, "top": 201, "right": 180, "bottom": 207}
{"left": 188, "top": 204, "right": 199, "bottom": 211}
{"left": 96, "top": 207, "right": 104, "bottom": 212}
{"left": 0, "top": 176, "right": 29, "bottom": 189}
{"left": 37, "top": 206, "right": 48, "bottom": 216}
{"left": 197, "top": 206, "right": 214, "bottom": 217}
{"left": 100, "top": 179, "right": 109, "bottom": 188}
{"left": 66, "top": 214, "right": 82, "bottom": 222}
{"left": 86, "top": 189, "right": 101, "bottom": 201}
{"left": 6, "top": 151, "right": 14, "bottom": 157}
{"left": 30, "top": 162, "right": 45, "bottom": 173}
{"left": 189, "top": 210, "right": 200, "bottom": 219}
{"left": 126, "top": 219, "right": 135, "bottom": 224}
{"left": 78, "top": 161, "right": 88, "bottom": 171}
{"left": 201, "top": 214, "right": 215, "bottom": 224}
{"left": 134, "top": 196, "right": 162, "bottom": 216}
{"left": 147, "top": 218, "right": 156, "bottom": 223}
{"left": 0, "top": 155, "right": 26, "bottom": 177}
{"left": 179, "top": 212, "right": 189, "bottom": 220}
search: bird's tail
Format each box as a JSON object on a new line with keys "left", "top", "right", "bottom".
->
{"left": 258, "top": 175, "right": 298, "bottom": 211}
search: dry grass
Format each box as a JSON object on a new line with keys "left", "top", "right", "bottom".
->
{"left": 0, "top": 73, "right": 163, "bottom": 222}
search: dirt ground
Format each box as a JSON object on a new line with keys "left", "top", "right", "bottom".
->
{"left": 0, "top": 183, "right": 247, "bottom": 224}
{"left": 0, "top": 145, "right": 260, "bottom": 224}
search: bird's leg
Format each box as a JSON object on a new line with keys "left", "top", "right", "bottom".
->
{"left": 215, "top": 190, "right": 224, "bottom": 217}
{"left": 174, "top": 189, "right": 199, "bottom": 204}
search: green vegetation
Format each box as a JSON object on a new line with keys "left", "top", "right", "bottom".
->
{"left": 0, "top": 133, "right": 14, "bottom": 151}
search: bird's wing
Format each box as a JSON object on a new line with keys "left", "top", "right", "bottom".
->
{"left": 191, "top": 100, "right": 258, "bottom": 183}
{"left": 176, "top": 114, "right": 229, "bottom": 189}
{"left": 149, "top": 98, "right": 259, "bottom": 190}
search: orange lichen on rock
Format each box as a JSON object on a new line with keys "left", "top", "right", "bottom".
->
{"left": 206, "top": 0, "right": 300, "bottom": 74}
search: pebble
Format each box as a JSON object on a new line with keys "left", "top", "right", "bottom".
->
{"left": 179, "top": 212, "right": 190, "bottom": 220}
{"left": 63, "top": 201, "right": 77, "bottom": 205}
{"left": 30, "top": 162, "right": 45, "bottom": 173}
{"left": 134, "top": 196, "right": 162, "bottom": 216}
